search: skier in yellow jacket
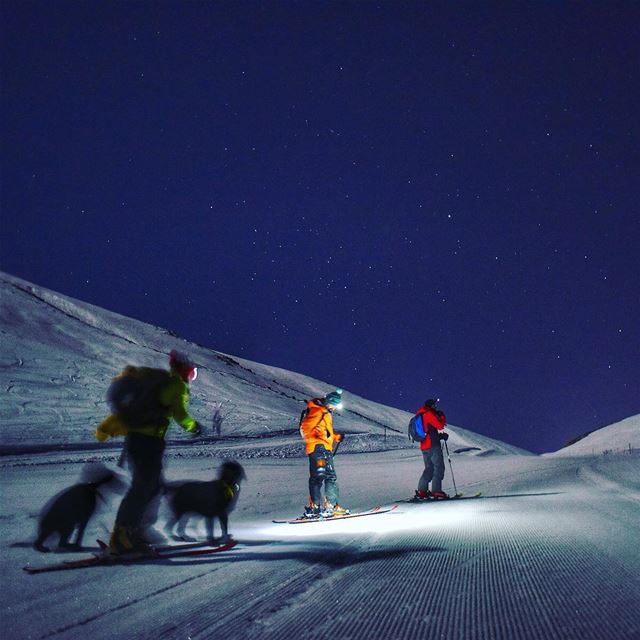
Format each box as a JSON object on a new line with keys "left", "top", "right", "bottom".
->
{"left": 98, "top": 350, "right": 203, "bottom": 553}
{"left": 299, "top": 389, "right": 349, "bottom": 518}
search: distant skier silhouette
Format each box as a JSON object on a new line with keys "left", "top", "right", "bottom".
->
{"left": 212, "top": 402, "right": 223, "bottom": 438}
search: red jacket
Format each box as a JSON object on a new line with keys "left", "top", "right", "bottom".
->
{"left": 416, "top": 406, "right": 446, "bottom": 451}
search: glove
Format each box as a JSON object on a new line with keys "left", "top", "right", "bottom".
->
{"left": 190, "top": 422, "right": 203, "bottom": 437}
{"left": 439, "top": 431, "right": 449, "bottom": 441}
{"left": 334, "top": 432, "right": 344, "bottom": 443}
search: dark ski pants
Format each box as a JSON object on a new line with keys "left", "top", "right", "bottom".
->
{"left": 418, "top": 444, "right": 445, "bottom": 493}
{"left": 115, "top": 433, "right": 165, "bottom": 531}
{"left": 308, "top": 444, "right": 339, "bottom": 506}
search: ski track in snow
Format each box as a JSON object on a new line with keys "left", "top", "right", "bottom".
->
{"left": 3, "top": 452, "right": 639, "bottom": 640}
{"left": 198, "top": 497, "right": 639, "bottom": 640}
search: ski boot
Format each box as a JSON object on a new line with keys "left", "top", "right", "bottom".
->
{"left": 303, "top": 503, "right": 322, "bottom": 519}
{"left": 321, "top": 498, "right": 351, "bottom": 517}
{"left": 414, "top": 490, "right": 432, "bottom": 501}
{"left": 431, "top": 490, "right": 450, "bottom": 500}
{"left": 325, "top": 503, "right": 350, "bottom": 516}
{"left": 109, "top": 526, "right": 155, "bottom": 556}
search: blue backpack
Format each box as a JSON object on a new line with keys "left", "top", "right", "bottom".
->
{"left": 407, "top": 414, "right": 426, "bottom": 442}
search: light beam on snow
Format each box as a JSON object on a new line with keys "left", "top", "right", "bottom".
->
{"left": 253, "top": 503, "right": 469, "bottom": 540}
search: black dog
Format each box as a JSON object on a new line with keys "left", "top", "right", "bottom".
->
{"left": 164, "top": 460, "right": 246, "bottom": 542}
{"left": 33, "top": 464, "right": 120, "bottom": 552}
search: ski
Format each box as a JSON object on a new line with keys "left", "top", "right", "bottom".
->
{"left": 23, "top": 539, "right": 237, "bottom": 574}
{"left": 272, "top": 504, "right": 398, "bottom": 524}
{"left": 404, "top": 491, "right": 482, "bottom": 503}
{"left": 152, "top": 539, "right": 237, "bottom": 558}
{"left": 96, "top": 538, "right": 228, "bottom": 554}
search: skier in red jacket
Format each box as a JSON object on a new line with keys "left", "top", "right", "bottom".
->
{"left": 413, "top": 399, "right": 450, "bottom": 500}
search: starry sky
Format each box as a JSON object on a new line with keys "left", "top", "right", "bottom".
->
{"left": 2, "top": 1, "right": 639, "bottom": 453}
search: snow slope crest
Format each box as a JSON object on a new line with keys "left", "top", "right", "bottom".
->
{"left": 0, "top": 271, "right": 530, "bottom": 455}
{"left": 546, "top": 414, "right": 640, "bottom": 456}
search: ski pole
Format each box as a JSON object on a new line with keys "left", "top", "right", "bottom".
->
{"left": 443, "top": 440, "right": 459, "bottom": 497}
{"left": 117, "top": 436, "right": 129, "bottom": 468}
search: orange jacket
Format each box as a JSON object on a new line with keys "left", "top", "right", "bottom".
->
{"left": 300, "top": 399, "right": 335, "bottom": 455}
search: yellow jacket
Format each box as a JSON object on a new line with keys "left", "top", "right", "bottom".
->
{"left": 96, "top": 370, "right": 197, "bottom": 441}
{"left": 300, "top": 399, "right": 335, "bottom": 455}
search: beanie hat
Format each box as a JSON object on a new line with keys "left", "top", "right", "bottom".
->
{"left": 324, "top": 389, "right": 343, "bottom": 408}
{"left": 424, "top": 398, "right": 439, "bottom": 409}
{"left": 169, "top": 350, "right": 198, "bottom": 382}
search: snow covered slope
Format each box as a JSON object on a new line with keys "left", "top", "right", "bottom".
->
{"left": 0, "top": 271, "right": 529, "bottom": 455}
{"left": 2, "top": 271, "right": 640, "bottom": 640}
{"left": 546, "top": 414, "right": 639, "bottom": 456}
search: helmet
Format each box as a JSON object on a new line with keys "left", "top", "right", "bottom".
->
{"left": 323, "top": 388, "right": 344, "bottom": 409}
{"left": 169, "top": 350, "right": 198, "bottom": 382}
{"left": 424, "top": 398, "right": 439, "bottom": 408}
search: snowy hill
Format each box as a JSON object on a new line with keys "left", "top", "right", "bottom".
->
{"left": 0, "top": 271, "right": 529, "bottom": 456}
{"left": 2, "top": 271, "right": 640, "bottom": 640}
{"left": 546, "top": 414, "right": 640, "bottom": 457}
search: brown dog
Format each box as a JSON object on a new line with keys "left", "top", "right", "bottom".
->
{"left": 164, "top": 460, "right": 246, "bottom": 542}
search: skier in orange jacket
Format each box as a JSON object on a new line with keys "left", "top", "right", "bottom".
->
{"left": 299, "top": 389, "right": 349, "bottom": 518}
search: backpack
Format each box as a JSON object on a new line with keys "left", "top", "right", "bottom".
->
{"left": 298, "top": 407, "right": 309, "bottom": 436}
{"left": 106, "top": 366, "right": 171, "bottom": 425}
{"left": 407, "top": 414, "right": 426, "bottom": 442}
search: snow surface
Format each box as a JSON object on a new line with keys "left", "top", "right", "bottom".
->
{"left": 1, "top": 271, "right": 640, "bottom": 639}
{"left": 546, "top": 414, "right": 640, "bottom": 457}
{"left": 2, "top": 450, "right": 640, "bottom": 640}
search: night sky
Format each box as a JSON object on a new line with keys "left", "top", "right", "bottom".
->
{"left": 2, "top": 1, "right": 639, "bottom": 453}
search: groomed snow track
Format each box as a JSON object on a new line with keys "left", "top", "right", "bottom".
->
{"left": 4, "top": 453, "right": 640, "bottom": 640}
{"left": 61, "top": 489, "right": 640, "bottom": 640}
